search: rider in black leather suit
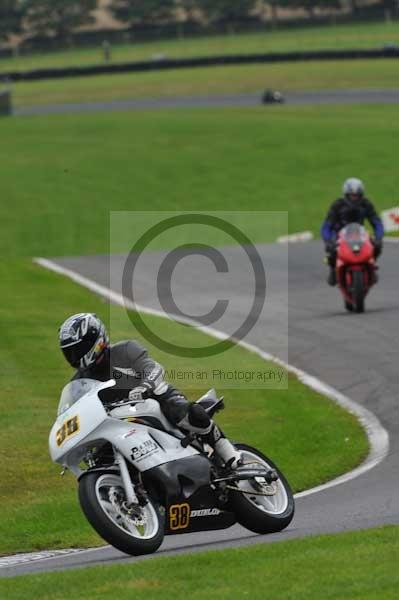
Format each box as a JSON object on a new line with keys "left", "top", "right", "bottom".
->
{"left": 321, "top": 178, "right": 384, "bottom": 286}
{"left": 59, "top": 313, "right": 241, "bottom": 468}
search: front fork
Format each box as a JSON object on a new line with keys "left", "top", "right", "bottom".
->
{"left": 113, "top": 448, "right": 139, "bottom": 507}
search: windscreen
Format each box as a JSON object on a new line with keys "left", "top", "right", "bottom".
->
{"left": 57, "top": 378, "right": 101, "bottom": 416}
{"left": 342, "top": 223, "right": 367, "bottom": 251}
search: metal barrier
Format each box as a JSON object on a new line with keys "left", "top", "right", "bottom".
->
{"left": 2, "top": 47, "right": 399, "bottom": 83}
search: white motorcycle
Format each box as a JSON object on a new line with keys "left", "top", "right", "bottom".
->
{"left": 49, "top": 379, "right": 295, "bottom": 556}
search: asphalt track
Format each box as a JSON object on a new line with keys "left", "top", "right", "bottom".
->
{"left": 3, "top": 240, "right": 398, "bottom": 577}
{"left": 14, "top": 88, "right": 399, "bottom": 116}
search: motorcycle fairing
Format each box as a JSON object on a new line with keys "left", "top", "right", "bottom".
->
{"left": 108, "top": 398, "right": 185, "bottom": 438}
{"left": 49, "top": 385, "right": 199, "bottom": 476}
{"left": 335, "top": 223, "right": 376, "bottom": 304}
{"left": 143, "top": 455, "right": 236, "bottom": 535}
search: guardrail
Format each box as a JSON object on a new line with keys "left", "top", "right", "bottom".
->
{"left": 1, "top": 47, "right": 399, "bottom": 83}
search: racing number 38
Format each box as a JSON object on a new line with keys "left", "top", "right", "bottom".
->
{"left": 169, "top": 503, "right": 191, "bottom": 531}
{"left": 56, "top": 416, "right": 79, "bottom": 447}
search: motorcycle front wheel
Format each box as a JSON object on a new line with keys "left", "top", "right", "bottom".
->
{"left": 229, "top": 444, "right": 295, "bottom": 534}
{"left": 352, "top": 270, "right": 365, "bottom": 313}
{"left": 79, "top": 471, "right": 164, "bottom": 556}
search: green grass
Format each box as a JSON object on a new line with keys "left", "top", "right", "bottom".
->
{"left": 0, "top": 105, "right": 396, "bottom": 258}
{"left": 0, "top": 259, "right": 368, "bottom": 554}
{"left": 0, "top": 96, "right": 382, "bottom": 556}
{"left": 1, "top": 526, "right": 398, "bottom": 600}
{"left": 9, "top": 58, "right": 399, "bottom": 107}
{"left": 2, "top": 20, "right": 399, "bottom": 73}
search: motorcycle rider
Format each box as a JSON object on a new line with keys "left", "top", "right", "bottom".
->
{"left": 321, "top": 178, "right": 384, "bottom": 286}
{"left": 59, "top": 313, "right": 242, "bottom": 469}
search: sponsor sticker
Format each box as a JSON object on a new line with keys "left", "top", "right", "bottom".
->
{"left": 123, "top": 428, "right": 138, "bottom": 438}
{"left": 131, "top": 438, "right": 159, "bottom": 462}
{"left": 190, "top": 508, "right": 221, "bottom": 517}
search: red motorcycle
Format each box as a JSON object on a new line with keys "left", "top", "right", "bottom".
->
{"left": 335, "top": 223, "right": 377, "bottom": 313}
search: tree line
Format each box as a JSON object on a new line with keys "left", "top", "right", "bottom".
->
{"left": 0, "top": 1, "right": 397, "bottom": 44}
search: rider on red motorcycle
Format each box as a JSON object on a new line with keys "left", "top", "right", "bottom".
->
{"left": 321, "top": 178, "right": 384, "bottom": 286}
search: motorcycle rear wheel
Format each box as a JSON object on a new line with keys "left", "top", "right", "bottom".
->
{"left": 229, "top": 444, "right": 295, "bottom": 534}
{"left": 79, "top": 471, "right": 164, "bottom": 556}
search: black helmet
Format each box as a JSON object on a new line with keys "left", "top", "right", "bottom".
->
{"left": 59, "top": 313, "right": 109, "bottom": 369}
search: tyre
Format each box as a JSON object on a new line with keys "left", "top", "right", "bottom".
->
{"left": 229, "top": 444, "right": 295, "bottom": 534}
{"left": 79, "top": 471, "right": 164, "bottom": 556}
{"left": 352, "top": 270, "right": 365, "bottom": 313}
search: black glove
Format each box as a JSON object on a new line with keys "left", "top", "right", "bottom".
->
{"left": 325, "top": 239, "right": 336, "bottom": 256}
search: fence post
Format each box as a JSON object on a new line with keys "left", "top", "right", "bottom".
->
{"left": 102, "top": 40, "right": 111, "bottom": 63}
{"left": 0, "top": 89, "right": 12, "bottom": 117}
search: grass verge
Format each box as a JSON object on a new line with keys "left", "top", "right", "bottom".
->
{"left": 0, "top": 259, "right": 368, "bottom": 554}
{"left": 1, "top": 526, "right": 397, "bottom": 600}
{"left": 0, "top": 105, "right": 396, "bottom": 257}
{"left": 10, "top": 59, "right": 399, "bottom": 107}
{"left": 2, "top": 20, "right": 399, "bottom": 72}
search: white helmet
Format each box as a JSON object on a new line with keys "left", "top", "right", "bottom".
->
{"left": 343, "top": 178, "right": 365, "bottom": 199}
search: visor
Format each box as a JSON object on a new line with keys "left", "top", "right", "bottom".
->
{"left": 61, "top": 337, "right": 97, "bottom": 368}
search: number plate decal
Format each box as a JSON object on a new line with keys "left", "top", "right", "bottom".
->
{"left": 56, "top": 415, "right": 80, "bottom": 447}
{"left": 169, "top": 503, "right": 191, "bottom": 531}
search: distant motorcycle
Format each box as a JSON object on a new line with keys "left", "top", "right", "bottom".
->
{"left": 335, "top": 223, "right": 377, "bottom": 313}
{"left": 262, "top": 89, "right": 284, "bottom": 104}
{"left": 49, "top": 379, "right": 295, "bottom": 556}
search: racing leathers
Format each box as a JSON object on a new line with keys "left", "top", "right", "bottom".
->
{"left": 321, "top": 196, "right": 384, "bottom": 285}
{"left": 72, "top": 340, "right": 241, "bottom": 468}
